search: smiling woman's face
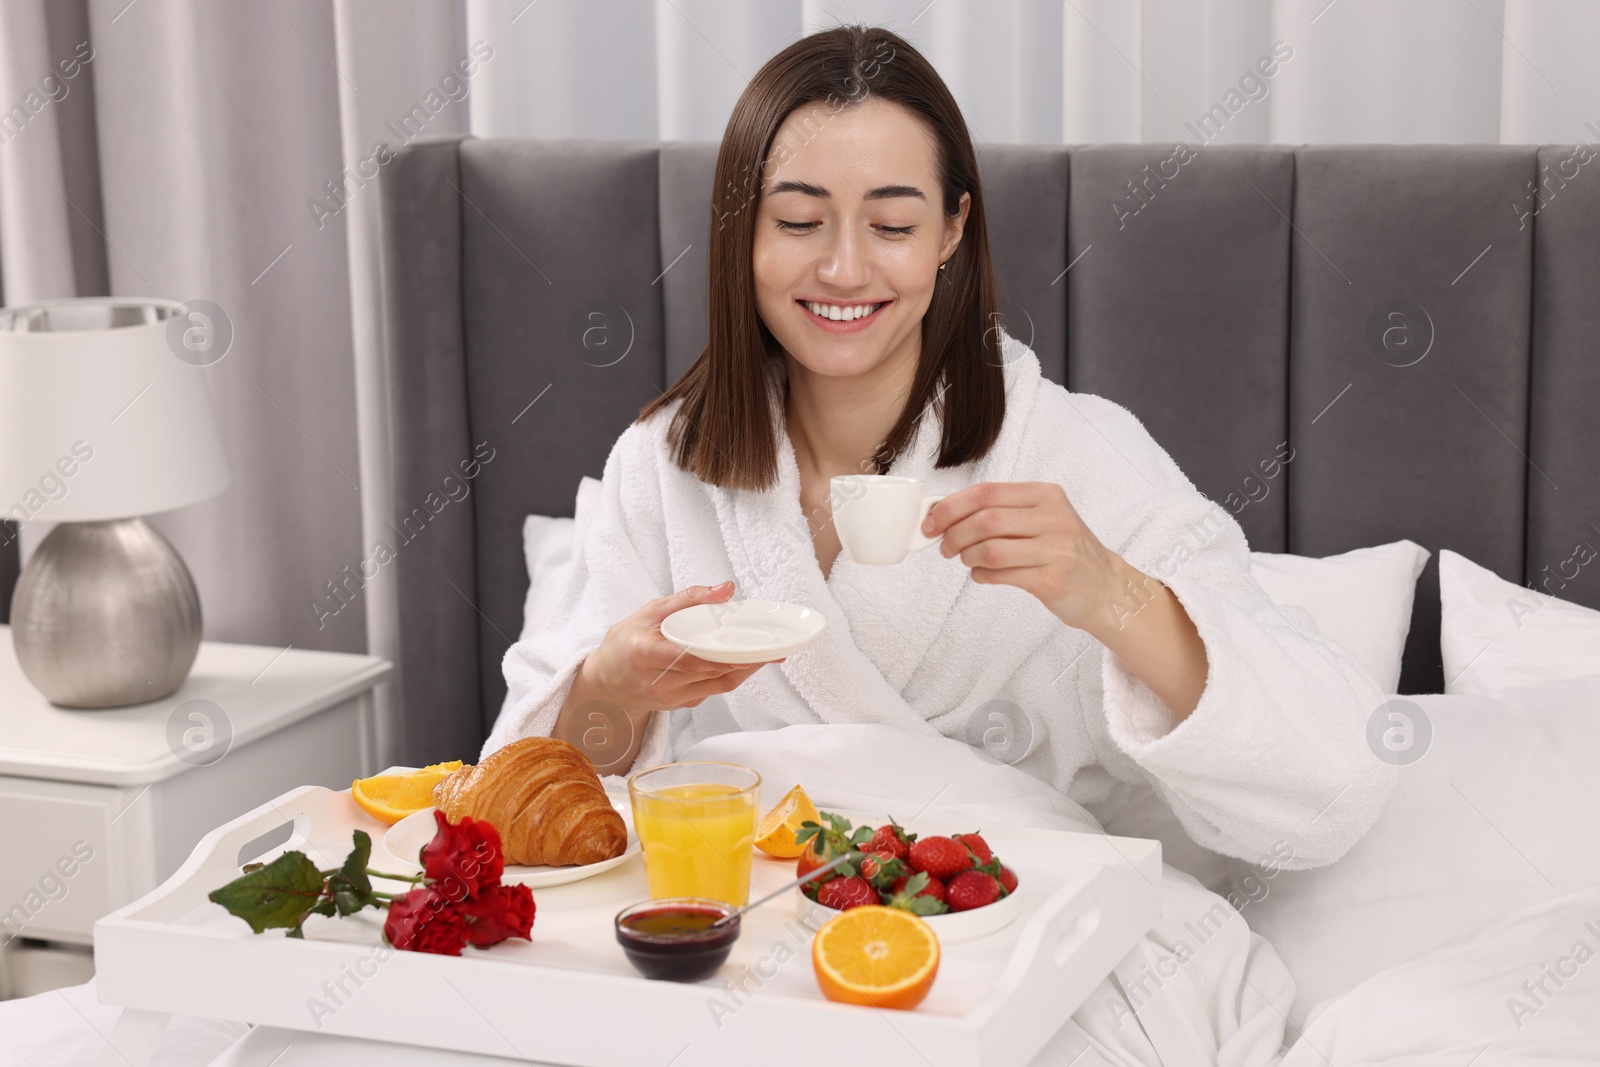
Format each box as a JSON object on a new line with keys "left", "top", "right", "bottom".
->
{"left": 753, "top": 96, "right": 968, "bottom": 384}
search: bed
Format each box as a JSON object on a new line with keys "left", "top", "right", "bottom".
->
{"left": 4, "top": 138, "right": 1599, "bottom": 1066}
{"left": 363, "top": 140, "right": 1600, "bottom": 1060}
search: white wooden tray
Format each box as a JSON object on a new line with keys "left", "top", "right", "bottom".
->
{"left": 93, "top": 783, "right": 1162, "bottom": 1067}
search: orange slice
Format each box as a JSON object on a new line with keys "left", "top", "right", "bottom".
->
{"left": 812, "top": 905, "right": 940, "bottom": 1010}
{"left": 755, "top": 784, "right": 820, "bottom": 858}
{"left": 351, "top": 761, "right": 463, "bottom": 825}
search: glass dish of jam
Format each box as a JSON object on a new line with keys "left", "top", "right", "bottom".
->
{"left": 615, "top": 897, "right": 742, "bottom": 982}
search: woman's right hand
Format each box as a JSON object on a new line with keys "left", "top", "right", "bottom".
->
{"left": 575, "top": 580, "right": 782, "bottom": 717}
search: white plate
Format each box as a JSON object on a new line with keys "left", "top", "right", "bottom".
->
{"left": 660, "top": 599, "right": 826, "bottom": 664}
{"left": 383, "top": 794, "right": 640, "bottom": 888}
{"left": 795, "top": 880, "right": 1023, "bottom": 943}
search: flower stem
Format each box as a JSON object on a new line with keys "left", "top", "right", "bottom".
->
{"left": 319, "top": 867, "right": 423, "bottom": 884}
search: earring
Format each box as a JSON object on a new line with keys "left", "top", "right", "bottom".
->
{"left": 939, "top": 261, "right": 947, "bottom": 270}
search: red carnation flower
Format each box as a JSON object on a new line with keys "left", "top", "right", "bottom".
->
{"left": 420, "top": 810, "right": 504, "bottom": 901}
{"left": 384, "top": 885, "right": 470, "bottom": 956}
{"left": 464, "top": 883, "right": 536, "bottom": 947}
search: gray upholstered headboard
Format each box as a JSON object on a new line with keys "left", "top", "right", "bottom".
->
{"left": 378, "top": 137, "right": 1600, "bottom": 766}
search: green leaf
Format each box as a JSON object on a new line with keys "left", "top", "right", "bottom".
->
{"left": 883, "top": 870, "right": 949, "bottom": 916}
{"left": 864, "top": 855, "right": 908, "bottom": 890}
{"left": 886, "top": 816, "right": 917, "bottom": 845}
{"left": 326, "top": 830, "right": 379, "bottom": 916}
{"left": 342, "top": 831, "right": 374, "bottom": 894}
{"left": 208, "top": 851, "right": 326, "bottom": 934}
{"left": 331, "top": 890, "right": 366, "bottom": 916}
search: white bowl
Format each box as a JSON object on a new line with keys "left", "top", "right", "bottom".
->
{"left": 794, "top": 881, "right": 1023, "bottom": 943}
{"left": 660, "top": 600, "right": 826, "bottom": 664}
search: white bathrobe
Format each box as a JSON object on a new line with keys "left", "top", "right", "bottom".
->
{"left": 488, "top": 330, "right": 1395, "bottom": 871}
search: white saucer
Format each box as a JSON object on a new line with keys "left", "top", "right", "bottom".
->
{"left": 383, "top": 794, "right": 639, "bottom": 889}
{"left": 660, "top": 599, "right": 826, "bottom": 664}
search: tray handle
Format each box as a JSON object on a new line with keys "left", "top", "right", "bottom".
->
{"left": 996, "top": 861, "right": 1109, "bottom": 980}
{"left": 100, "top": 785, "right": 354, "bottom": 926}
{"left": 967, "top": 861, "right": 1152, "bottom": 1059}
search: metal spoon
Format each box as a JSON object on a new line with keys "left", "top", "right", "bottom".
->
{"left": 711, "top": 850, "right": 863, "bottom": 928}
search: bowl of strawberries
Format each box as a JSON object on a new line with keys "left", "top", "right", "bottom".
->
{"left": 792, "top": 813, "right": 1022, "bottom": 944}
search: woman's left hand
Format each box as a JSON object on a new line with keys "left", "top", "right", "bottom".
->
{"left": 922, "top": 481, "right": 1131, "bottom": 634}
{"left": 927, "top": 481, "right": 1209, "bottom": 720}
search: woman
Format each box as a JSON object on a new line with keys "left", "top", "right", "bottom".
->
{"left": 489, "top": 25, "right": 1393, "bottom": 873}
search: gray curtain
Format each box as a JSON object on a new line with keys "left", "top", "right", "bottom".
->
{"left": 0, "top": 0, "right": 467, "bottom": 765}
{"left": 0, "top": 0, "right": 109, "bottom": 619}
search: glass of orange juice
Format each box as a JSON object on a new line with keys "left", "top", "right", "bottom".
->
{"left": 628, "top": 762, "right": 761, "bottom": 907}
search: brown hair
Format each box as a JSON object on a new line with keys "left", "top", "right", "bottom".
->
{"left": 636, "top": 24, "right": 1006, "bottom": 490}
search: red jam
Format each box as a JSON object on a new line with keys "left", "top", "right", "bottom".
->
{"left": 615, "top": 901, "right": 741, "bottom": 982}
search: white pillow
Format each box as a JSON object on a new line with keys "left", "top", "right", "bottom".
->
{"left": 516, "top": 515, "right": 574, "bottom": 643}
{"left": 516, "top": 476, "right": 603, "bottom": 643}
{"left": 1233, "top": 682, "right": 1600, "bottom": 1029}
{"left": 1248, "top": 540, "right": 1429, "bottom": 693}
{"left": 572, "top": 475, "right": 602, "bottom": 545}
{"left": 1440, "top": 547, "right": 1600, "bottom": 695}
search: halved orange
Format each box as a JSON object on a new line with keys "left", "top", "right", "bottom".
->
{"left": 755, "top": 784, "right": 820, "bottom": 859}
{"left": 812, "top": 905, "right": 940, "bottom": 1010}
{"left": 351, "top": 761, "right": 463, "bottom": 825}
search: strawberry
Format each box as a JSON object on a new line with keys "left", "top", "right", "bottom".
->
{"left": 883, "top": 871, "right": 948, "bottom": 916}
{"left": 946, "top": 870, "right": 1002, "bottom": 912}
{"left": 795, "top": 839, "right": 839, "bottom": 892}
{"left": 865, "top": 819, "right": 917, "bottom": 861}
{"left": 908, "top": 835, "right": 975, "bottom": 881}
{"left": 889, "top": 871, "right": 946, "bottom": 905}
{"left": 973, "top": 855, "right": 1017, "bottom": 897}
{"left": 954, "top": 832, "right": 994, "bottom": 865}
{"left": 816, "top": 875, "right": 878, "bottom": 912}
{"left": 858, "top": 848, "right": 907, "bottom": 890}
{"left": 794, "top": 812, "right": 870, "bottom": 890}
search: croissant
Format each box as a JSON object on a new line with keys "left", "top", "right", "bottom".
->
{"left": 432, "top": 736, "right": 627, "bottom": 867}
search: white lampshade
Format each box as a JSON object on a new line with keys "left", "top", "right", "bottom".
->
{"left": 0, "top": 298, "right": 231, "bottom": 522}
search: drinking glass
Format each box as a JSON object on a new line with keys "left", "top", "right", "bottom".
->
{"left": 628, "top": 761, "right": 761, "bottom": 906}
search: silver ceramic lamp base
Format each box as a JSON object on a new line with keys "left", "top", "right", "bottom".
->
{"left": 9, "top": 518, "right": 202, "bottom": 708}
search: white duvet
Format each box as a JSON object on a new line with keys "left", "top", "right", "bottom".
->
{"left": 1287, "top": 884, "right": 1600, "bottom": 1064}
{"left": 3, "top": 725, "right": 1595, "bottom": 1065}
{"left": 680, "top": 725, "right": 1600, "bottom": 1067}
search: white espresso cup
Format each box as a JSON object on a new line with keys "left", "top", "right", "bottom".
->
{"left": 830, "top": 475, "right": 947, "bottom": 565}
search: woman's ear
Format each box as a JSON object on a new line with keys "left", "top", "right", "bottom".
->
{"left": 940, "top": 191, "right": 972, "bottom": 264}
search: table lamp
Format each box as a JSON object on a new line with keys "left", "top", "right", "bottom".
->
{"left": 0, "top": 298, "right": 231, "bottom": 708}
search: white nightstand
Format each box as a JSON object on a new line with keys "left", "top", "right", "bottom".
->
{"left": 0, "top": 625, "right": 390, "bottom": 999}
